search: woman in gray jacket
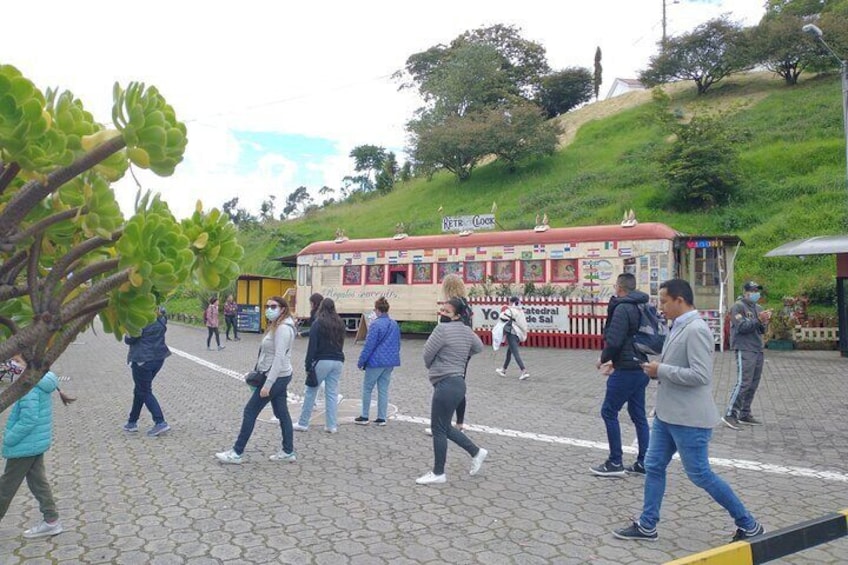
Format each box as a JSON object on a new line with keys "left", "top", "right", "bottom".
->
{"left": 216, "top": 296, "right": 296, "bottom": 464}
{"left": 417, "top": 298, "right": 488, "bottom": 485}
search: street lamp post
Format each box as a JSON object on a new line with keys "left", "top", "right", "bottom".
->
{"left": 803, "top": 23, "right": 848, "bottom": 192}
{"left": 662, "top": 0, "right": 680, "bottom": 47}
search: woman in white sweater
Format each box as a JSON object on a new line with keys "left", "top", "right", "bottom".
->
{"left": 216, "top": 296, "right": 297, "bottom": 464}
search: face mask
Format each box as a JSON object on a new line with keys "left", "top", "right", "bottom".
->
{"left": 439, "top": 315, "right": 452, "bottom": 323}
{"left": 266, "top": 308, "right": 281, "bottom": 321}
{"left": 748, "top": 292, "right": 760, "bottom": 302}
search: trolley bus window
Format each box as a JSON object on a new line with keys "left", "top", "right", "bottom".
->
{"left": 389, "top": 265, "right": 408, "bottom": 284}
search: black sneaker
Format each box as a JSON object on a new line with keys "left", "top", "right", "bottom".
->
{"left": 732, "top": 521, "right": 764, "bottom": 542}
{"left": 722, "top": 415, "right": 740, "bottom": 430}
{"left": 354, "top": 417, "right": 369, "bottom": 425}
{"left": 625, "top": 461, "right": 646, "bottom": 475}
{"left": 374, "top": 419, "right": 387, "bottom": 426}
{"left": 612, "top": 521, "right": 658, "bottom": 541}
{"left": 590, "top": 461, "right": 626, "bottom": 477}
{"left": 738, "top": 415, "right": 763, "bottom": 426}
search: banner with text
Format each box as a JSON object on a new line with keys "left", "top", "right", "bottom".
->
{"left": 471, "top": 303, "right": 569, "bottom": 332}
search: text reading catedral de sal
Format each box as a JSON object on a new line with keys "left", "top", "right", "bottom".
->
{"left": 441, "top": 214, "right": 496, "bottom": 232}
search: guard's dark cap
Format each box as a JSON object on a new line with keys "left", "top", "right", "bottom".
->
{"left": 743, "top": 281, "right": 762, "bottom": 292}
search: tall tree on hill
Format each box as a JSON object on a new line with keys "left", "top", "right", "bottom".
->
{"left": 537, "top": 67, "right": 594, "bottom": 118}
{"left": 348, "top": 144, "right": 387, "bottom": 192}
{"left": 222, "top": 197, "right": 258, "bottom": 227}
{"left": 282, "top": 186, "right": 313, "bottom": 218}
{"left": 639, "top": 17, "right": 749, "bottom": 94}
{"left": 594, "top": 46, "right": 603, "bottom": 100}
{"left": 259, "top": 194, "right": 277, "bottom": 222}
{"left": 375, "top": 152, "right": 399, "bottom": 193}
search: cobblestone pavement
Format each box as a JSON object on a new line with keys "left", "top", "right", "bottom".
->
{"left": 1, "top": 322, "right": 847, "bottom": 564}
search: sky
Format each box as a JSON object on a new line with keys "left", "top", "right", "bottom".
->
{"left": 3, "top": 0, "right": 766, "bottom": 219}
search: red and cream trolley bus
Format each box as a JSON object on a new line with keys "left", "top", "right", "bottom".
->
{"left": 293, "top": 222, "right": 741, "bottom": 349}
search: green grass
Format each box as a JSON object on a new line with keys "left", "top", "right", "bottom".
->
{"left": 237, "top": 71, "right": 848, "bottom": 311}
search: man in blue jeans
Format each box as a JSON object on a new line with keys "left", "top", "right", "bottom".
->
{"left": 613, "top": 279, "right": 763, "bottom": 542}
{"left": 591, "top": 273, "right": 650, "bottom": 477}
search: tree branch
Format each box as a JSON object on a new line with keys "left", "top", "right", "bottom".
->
{"left": 0, "top": 162, "right": 21, "bottom": 196}
{"left": 44, "top": 309, "right": 100, "bottom": 368}
{"left": 59, "top": 269, "right": 130, "bottom": 323}
{"left": 42, "top": 230, "right": 122, "bottom": 301}
{"left": 26, "top": 234, "right": 43, "bottom": 313}
{"left": 8, "top": 206, "right": 86, "bottom": 245}
{"left": 0, "top": 315, "right": 19, "bottom": 335}
{"left": 51, "top": 258, "right": 120, "bottom": 311}
{"left": 0, "top": 248, "right": 28, "bottom": 284}
{"left": 0, "top": 285, "right": 29, "bottom": 303}
{"left": 0, "top": 134, "right": 126, "bottom": 238}
{"left": 0, "top": 321, "right": 50, "bottom": 369}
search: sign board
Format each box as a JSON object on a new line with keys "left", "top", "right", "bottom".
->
{"left": 441, "top": 214, "right": 496, "bottom": 232}
{"left": 470, "top": 303, "right": 569, "bottom": 332}
{"left": 237, "top": 304, "right": 261, "bottom": 333}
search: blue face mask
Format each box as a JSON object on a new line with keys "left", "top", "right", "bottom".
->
{"left": 748, "top": 292, "right": 760, "bottom": 302}
{"left": 266, "top": 308, "right": 281, "bottom": 321}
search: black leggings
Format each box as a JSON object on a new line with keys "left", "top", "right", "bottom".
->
{"left": 431, "top": 376, "right": 479, "bottom": 475}
{"left": 207, "top": 327, "right": 221, "bottom": 348}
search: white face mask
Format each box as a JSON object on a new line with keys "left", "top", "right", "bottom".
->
{"left": 748, "top": 292, "right": 761, "bottom": 303}
{"left": 266, "top": 308, "right": 281, "bottom": 321}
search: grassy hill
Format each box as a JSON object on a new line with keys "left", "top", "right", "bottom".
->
{"left": 243, "top": 72, "right": 848, "bottom": 310}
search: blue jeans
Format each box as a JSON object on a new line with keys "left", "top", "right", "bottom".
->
{"left": 600, "top": 369, "right": 650, "bottom": 465}
{"left": 233, "top": 375, "right": 293, "bottom": 456}
{"left": 129, "top": 360, "right": 165, "bottom": 425}
{"left": 361, "top": 367, "right": 393, "bottom": 420}
{"left": 639, "top": 418, "right": 757, "bottom": 531}
{"left": 298, "top": 360, "right": 342, "bottom": 430}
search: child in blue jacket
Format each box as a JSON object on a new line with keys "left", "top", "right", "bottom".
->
{"left": 0, "top": 356, "right": 69, "bottom": 539}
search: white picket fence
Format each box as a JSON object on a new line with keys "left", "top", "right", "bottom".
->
{"left": 794, "top": 326, "right": 839, "bottom": 342}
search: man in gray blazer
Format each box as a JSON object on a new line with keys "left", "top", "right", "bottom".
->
{"left": 613, "top": 279, "right": 764, "bottom": 543}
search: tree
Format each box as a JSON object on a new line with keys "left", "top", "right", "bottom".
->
{"left": 537, "top": 67, "right": 594, "bottom": 118}
{"left": 407, "top": 110, "right": 491, "bottom": 181}
{"left": 594, "top": 46, "right": 603, "bottom": 100}
{"left": 281, "top": 186, "right": 313, "bottom": 218}
{"left": 259, "top": 194, "right": 277, "bottom": 221}
{"left": 660, "top": 113, "right": 740, "bottom": 210}
{"left": 747, "top": 14, "right": 824, "bottom": 85}
{"left": 485, "top": 103, "right": 561, "bottom": 171}
{"left": 639, "top": 17, "right": 749, "bottom": 94}
{"left": 375, "top": 151, "right": 398, "bottom": 193}
{"left": 222, "top": 197, "right": 258, "bottom": 227}
{"left": 399, "top": 162, "right": 413, "bottom": 182}
{"left": 0, "top": 65, "right": 243, "bottom": 412}
{"left": 348, "top": 145, "right": 387, "bottom": 192}
{"left": 397, "top": 24, "right": 550, "bottom": 103}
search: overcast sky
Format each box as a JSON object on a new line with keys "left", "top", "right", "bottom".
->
{"left": 4, "top": 0, "right": 765, "bottom": 218}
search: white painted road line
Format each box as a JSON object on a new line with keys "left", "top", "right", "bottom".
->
{"left": 174, "top": 348, "right": 848, "bottom": 484}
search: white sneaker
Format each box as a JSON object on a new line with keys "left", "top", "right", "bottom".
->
{"left": 292, "top": 423, "right": 308, "bottom": 432}
{"left": 337, "top": 394, "right": 344, "bottom": 405}
{"left": 269, "top": 450, "right": 297, "bottom": 463}
{"left": 215, "top": 449, "right": 243, "bottom": 464}
{"left": 23, "top": 520, "right": 62, "bottom": 539}
{"left": 470, "top": 448, "right": 488, "bottom": 475}
{"left": 519, "top": 371, "right": 530, "bottom": 381}
{"left": 495, "top": 368, "right": 507, "bottom": 377}
{"left": 416, "top": 471, "right": 446, "bottom": 485}
{"left": 424, "top": 427, "right": 433, "bottom": 436}
{"left": 325, "top": 427, "right": 338, "bottom": 434}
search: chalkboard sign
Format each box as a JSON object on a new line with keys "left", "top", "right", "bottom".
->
{"left": 237, "top": 304, "right": 261, "bottom": 333}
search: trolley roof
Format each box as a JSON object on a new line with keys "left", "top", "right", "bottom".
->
{"left": 298, "top": 223, "right": 680, "bottom": 256}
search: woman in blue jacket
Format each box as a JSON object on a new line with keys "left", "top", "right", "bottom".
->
{"left": 355, "top": 297, "right": 401, "bottom": 426}
{"left": 123, "top": 306, "right": 171, "bottom": 437}
{"left": 0, "top": 359, "right": 63, "bottom": 539}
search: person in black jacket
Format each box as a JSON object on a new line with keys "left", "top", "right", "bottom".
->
{"left": 298, "top": 293, "right": 324, "bottom": 338}
{"left": 591, "top": 273, "right": 650, "bottom": 477}
{"left": 123, "top": 306, "right": 171, "bottom": 437}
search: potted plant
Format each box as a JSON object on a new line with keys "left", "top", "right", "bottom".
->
{"left": 766, "top": 297, "right": 797, "bottom": 350}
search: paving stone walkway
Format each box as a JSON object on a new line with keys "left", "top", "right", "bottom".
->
{"left": 1, "top": 322, "right": 846, "bottom": 564}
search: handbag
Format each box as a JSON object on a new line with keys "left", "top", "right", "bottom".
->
{"left": 245, "top": 369, "right": 267, "bottom": 388}
{"left": 305, "top": 360, "right": 318, "bottom": 387}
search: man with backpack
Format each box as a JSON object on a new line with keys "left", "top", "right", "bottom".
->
{"left": 591, "top": 273, "right": 652, "bottom": 478}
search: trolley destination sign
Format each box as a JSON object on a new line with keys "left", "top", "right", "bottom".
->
{"left": 441, "top": 214, "right": 496, "bottom": 232}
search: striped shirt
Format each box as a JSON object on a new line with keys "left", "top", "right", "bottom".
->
{"left": 423, "top": 321, "right": 483, "bottom": 385}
